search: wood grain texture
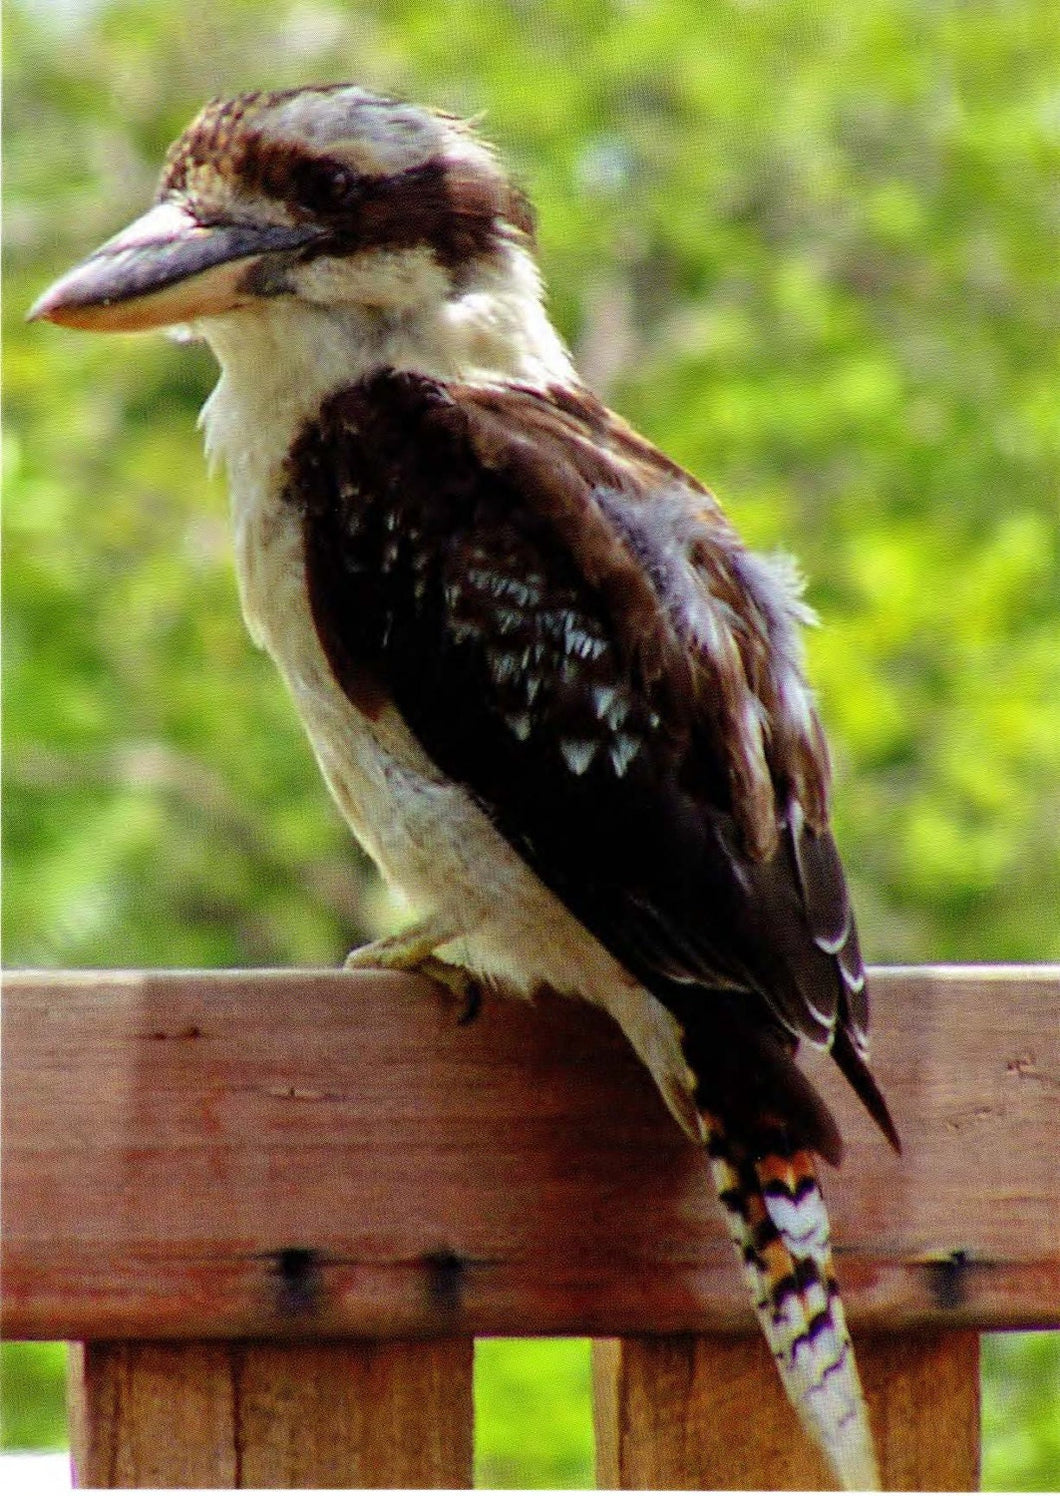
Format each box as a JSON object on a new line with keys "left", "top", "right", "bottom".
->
{"left": 862, "top": 1331, "right": 980, "bottom": 1491}
{"left": 68, "top": 1338, "right": 473, "bottom": 1488}
{"left": 3, "top": 966, "right": 1058, "bottom": 1339}
{"left": 591, "top": 1330, "right": 979, "bottom": 1491}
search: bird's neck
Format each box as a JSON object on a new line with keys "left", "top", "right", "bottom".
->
{"left": 198, "top": 241, "right": 575, "bottom": 500}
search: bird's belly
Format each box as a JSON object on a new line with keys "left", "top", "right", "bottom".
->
{"left": 298, "top": 674, "right": 703, "bottom": 1140}
{"left": 235, "top": 494, "right": 485, "bottom": 916}
{"left": 233, "top": 485, "right": 595, "bottom": 977}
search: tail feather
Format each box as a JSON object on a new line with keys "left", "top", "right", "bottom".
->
{"left": 705, "top": 1112, "right": 879, "bottom": 1491}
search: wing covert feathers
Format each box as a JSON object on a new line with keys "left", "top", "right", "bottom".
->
{"left": 705, "top": 1111, "right": 879, "bottom": 1491}
{"left": 287, "top": 370, "right": 888, "bottom": 1083}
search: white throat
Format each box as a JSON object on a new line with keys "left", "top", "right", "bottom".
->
{"left": 198, "top": 240, "right": 575, "bottom": 504}
{"left": 195, "top": 239, "right": 574, "bottom": 655}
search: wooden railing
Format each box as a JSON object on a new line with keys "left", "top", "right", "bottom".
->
{"left": 3, "top": 966, "right": 1058, "bottom": 1489}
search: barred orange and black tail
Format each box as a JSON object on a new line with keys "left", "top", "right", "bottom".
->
{"left": 705, "top": 1112, "right": 879, "bottom": 1490}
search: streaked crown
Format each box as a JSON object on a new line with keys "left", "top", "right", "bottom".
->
{"left": 160, "top": 86, "right": 535, "bottom": 276}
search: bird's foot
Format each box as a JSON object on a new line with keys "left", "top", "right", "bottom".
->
{"left": 343, "top": 924, "right": 445, "bottom": 974}
{"left": 413, "top": 955, "right": 482, "bottom": 1025}
{"left": 343, "top": 924, "right": 482, "bottom": 1023}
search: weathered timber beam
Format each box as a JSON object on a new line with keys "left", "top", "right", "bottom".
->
{"left": 3, "top": 966, "right": 1058, "bottom": 1340}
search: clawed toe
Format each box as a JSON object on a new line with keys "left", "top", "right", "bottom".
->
{"left": 416, "top": 955, "right": 483, "bottom": 1024}
{"left": 455, "top": 980, "right": 482, "bottom": 1025}
{"left": 341, "top": 936, "right": 482, "bottom": 1023}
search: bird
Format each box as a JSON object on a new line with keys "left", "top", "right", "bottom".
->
{"left": 32, "top": 85, "right": 900, "bottom": 1489}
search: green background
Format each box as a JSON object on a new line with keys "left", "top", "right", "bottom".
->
{"left": 4, "top": 0, "right": 1058, "bottom": 1485}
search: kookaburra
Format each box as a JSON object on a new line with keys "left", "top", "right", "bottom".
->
{"left": 33, "top": 85, "right": 899, "bottom": 1489}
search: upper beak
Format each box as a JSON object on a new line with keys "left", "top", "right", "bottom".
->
{"left": 28, "top": 199, "right": 326, "bottom": 332}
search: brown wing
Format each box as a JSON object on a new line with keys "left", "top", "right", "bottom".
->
{"left": 285, "top": 369, "right": 897, "bottom": 1155}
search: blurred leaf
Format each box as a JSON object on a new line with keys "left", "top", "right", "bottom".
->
{"left": 474, "top": 1340, "right": 594, "bottom": 1488}
{"left": 983, "top": 1333, "right": 1060, "bottom": 1492}
{"left": 0, "top": 1345, "right": 68, "bottom": 1452}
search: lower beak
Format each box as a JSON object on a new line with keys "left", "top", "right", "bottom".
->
{"left": 28, "top": 199, "right": 325, "bottom": 332}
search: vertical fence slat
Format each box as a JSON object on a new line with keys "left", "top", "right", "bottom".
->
{"left": 68, "top": 1342, "right": 238, "bottom": 1489}
{"left": 68, "top": 1338, "right": 474, "bottom": 1489}
{"left": 862, "top": 1330, "right": 981, "bottom": 1491}
{"left": 591, "top": 1335, "right": 831, "bottom": 1490}
{"left": 592, "top": 1330, "right": 980, "bottom": 1491}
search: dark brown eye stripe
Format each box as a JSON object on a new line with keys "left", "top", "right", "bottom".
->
{"left": 160, "top": 91, "right": 535, "bottom": 277}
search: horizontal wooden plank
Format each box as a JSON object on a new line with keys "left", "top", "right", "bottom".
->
{"left": 3, "top": 966, "right": 1058, "bottom": 1340}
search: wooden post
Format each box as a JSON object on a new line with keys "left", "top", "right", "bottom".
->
{"left": 592, "top": 1330, "right": 980, "bottom": 1490}
{"left": 68, "top": 1339, "right": 473, "bottom": 1489}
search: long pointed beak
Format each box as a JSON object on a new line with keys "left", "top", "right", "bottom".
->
{"left": 29, "top": 199, "right": 326, "bottom": 332}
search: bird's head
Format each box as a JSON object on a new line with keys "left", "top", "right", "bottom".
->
{"left": 30, "top": 85, "right": 544, "bottom": 342}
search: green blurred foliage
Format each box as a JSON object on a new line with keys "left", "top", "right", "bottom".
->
{"left": 983, "top": 1334, "right": 1060, "bottom": 1493}
{"left": 0, "top": 1344, "right": 68, "bottom": 1452}
{"left": 475, "top": 1340, "right": 595, "bottom": 1488}
{"left": 4, "top": 0, "right": 1058, "bottom": 1486}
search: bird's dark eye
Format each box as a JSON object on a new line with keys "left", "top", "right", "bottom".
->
{"left": 292, "top": 158, "right": 360, "bottom": 216}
